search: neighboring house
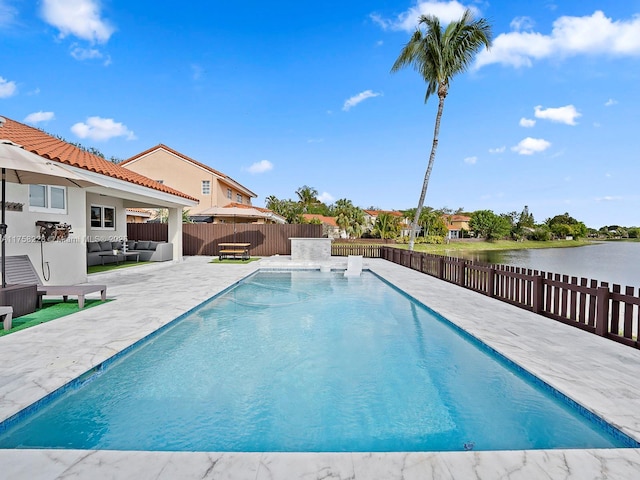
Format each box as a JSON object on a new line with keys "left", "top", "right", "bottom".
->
{"left": 302, "top": 214, "right": 343, "bottom": 239}
{"left": 120, "top": 144, "right": 257, "bottom": 218}
{"left": 443, "top": 214, "right": 471, "bottom": 239}
{"left": 363, "top": 210, "right": 410, "bottom": 236}
{"left": 199, "top": 202, "right": 285, "bottom": 224}
{"left": 126, "top": 208, "right": 153, "bottom": 223}
{"left": 0, "top": 116, "right": 197, "bottom": 285}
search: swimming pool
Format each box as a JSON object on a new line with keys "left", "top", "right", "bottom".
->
{"left": 0, "top": 270, "right": 636, "bottom": 452}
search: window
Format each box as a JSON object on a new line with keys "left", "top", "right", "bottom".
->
{"left": 91, "top": 205, "right": 116, "bottom": 229}
{"left": 227, "top": 188, "right": 232, "bottom": 199}
{"left": 236, "top": 194, "right": 242, "bottom": 203}
{"left": 28, "top": 185, "right": 67, "bottom": 213}
{"left": 156, "top": 179, "right": 164, "bottom": 184}
{"left": 202, "top": 180, "right": 211, "bottom": 195}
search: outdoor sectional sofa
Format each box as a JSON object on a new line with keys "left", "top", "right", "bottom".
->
{"left": 87, "top": 240, "right": 173, "bottom": 266}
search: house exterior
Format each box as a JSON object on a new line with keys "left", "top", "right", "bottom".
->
{"left": 363, "top": 210, "right": 411, "bottom": 237}
{"left": 0, "top": 116, "right": 197, "bottom": 285}
{"left": 302, "top": 214, "right": 343, "bottom": 239}
{"left": 120, "top": 144, "right": 257, "bottom": 217}
{"left": 200, "top": 203, "right": 286, "bottom": 224}
{"left": 443, "top": 214, "right": 472, "bottom": 239}
{"left": 126, "top": 208, "right": 153, "bottom": 223}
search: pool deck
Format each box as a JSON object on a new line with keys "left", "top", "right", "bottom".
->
{"left": 1, "top": 255, "right": 639, "bottom": 479}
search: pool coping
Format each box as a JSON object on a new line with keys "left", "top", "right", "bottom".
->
{"left": 1, "top": 256, "right": 639, "bottom": 479}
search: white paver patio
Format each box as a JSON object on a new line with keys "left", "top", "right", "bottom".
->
{"left": 0, "top": 255, "right": 639, "bottom": 479}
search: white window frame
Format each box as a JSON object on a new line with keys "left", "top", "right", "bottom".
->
{"left": 236, "top": 193, "right": 242, "bottom": 203}
{"left": 202, "top": 180, "right": 211, "bottom": 195}
{"left": 227, "top": 188, "right": 232, "bottom": 199}
{"left": 28, "top": 185, "right": 67, "bottom": 214}
{"left": 91, "top": 204, "right": 116, "bottom": 230}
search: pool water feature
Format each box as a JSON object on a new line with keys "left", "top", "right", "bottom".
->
{"left": 0, "top": 270, "right": 636, "bottom": 452}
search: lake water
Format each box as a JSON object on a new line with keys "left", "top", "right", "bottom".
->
{"left": 449, "top": 241, "right": 640, "bottom": 289}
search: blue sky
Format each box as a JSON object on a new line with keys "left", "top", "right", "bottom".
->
{"left": 1, "top": 1, "right": 639, "bottom": 228}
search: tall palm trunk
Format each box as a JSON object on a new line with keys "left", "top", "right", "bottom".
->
{"left": 408, "top": 93, "right": 446, "bottom": 251}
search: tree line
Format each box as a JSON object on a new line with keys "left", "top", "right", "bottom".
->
{"left": 264, "top": 187, "right": 619, "bottom": 242}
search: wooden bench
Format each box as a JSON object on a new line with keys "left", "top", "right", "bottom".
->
{"left": 218, "top": 243, "right": 250, "bottom": 261}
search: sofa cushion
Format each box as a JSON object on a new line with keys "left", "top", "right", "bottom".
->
{"left": 126, "top": 240, "right": 137, "bottom": 250}
{"left": 147, "top": 241, "right": 159, "bottom": 251}
{"left": 111, "top": 241, "right": 122, "bottom": 250}
{"left": 99, "top": 241, "right": 113, "bottom": 251}
{"left": 87, "top": 242, "right": 101, "bottom": 253}
{"left": 136, "top": 241, "right": 150, "bottom": 250}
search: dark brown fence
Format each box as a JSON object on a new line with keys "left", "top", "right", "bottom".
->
{"left": 331, "top": 243, "right": 383, "bottom": 258}
{"left": 127, "top": 223, "right": 322, "bottom": 256}
{"left": 381, "top": 247, "right": 639, "bottom": 350}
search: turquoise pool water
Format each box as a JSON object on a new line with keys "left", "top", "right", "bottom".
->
{"left": 0, "top": 270, "right": 636, "bottom": 452}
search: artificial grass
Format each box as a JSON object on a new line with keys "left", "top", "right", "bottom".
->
{"left": 88, "top": 260, "right": 152, "bottom": 274}
{"left": 209, "top": 257, "right": 260, "bottom": 264}
{"left": 0, "top": 298, "right": 110, "bottom": 337}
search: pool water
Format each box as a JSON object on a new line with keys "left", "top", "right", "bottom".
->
{"left": 0, "top": 271, "right": 635, "bottom": 451}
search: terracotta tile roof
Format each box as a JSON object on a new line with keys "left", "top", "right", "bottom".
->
{"left": 302, "top": 214, "right": 338, "bottom": 227}
{"left": 122, "top": 144, "right": 257, "bottom": 198}
{"left": 364, "top": 209, "right": 404, "bottom": 217}
{"left": 0, "top": 116, "right": 197, "bottom": 202}
{"left": 227, "top": 202, "right": 267, "bottom": 213}
{"left": 443, "top": 214, "right": 471, "bottom": 224}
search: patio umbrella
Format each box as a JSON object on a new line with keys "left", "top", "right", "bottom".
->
{"left": 0, "top": 139, "right": 97, "bottom": 287}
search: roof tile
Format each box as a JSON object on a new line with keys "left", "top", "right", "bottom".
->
{"left": 0, "top": 116, "right": 197, "bottom": 202}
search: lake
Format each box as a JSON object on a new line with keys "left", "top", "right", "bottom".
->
{"left": 447, "top": 241, "right": 640, "bottom": 289}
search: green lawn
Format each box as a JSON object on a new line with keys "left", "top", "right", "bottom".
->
{"left": 393, "top": 239, "right": 593, "bottom": 255}
{"left": 209, "top": 257, "right": 260, "bottom": 264}
{"left": 0, "top": 298, "right": 110, "bottom": 337}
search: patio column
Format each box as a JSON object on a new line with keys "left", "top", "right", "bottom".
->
{"left": 167, "top": 207, "right": 183, "bottom": 261}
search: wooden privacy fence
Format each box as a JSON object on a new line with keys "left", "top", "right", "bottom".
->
{"left": 331, "top": 243, "right": 383, "bottom": 258}
{"left": 127, "top": 223, "right": 322, "bottom": 257}
{"left": 381, "top": 246, "right": 640, "bottom": 350}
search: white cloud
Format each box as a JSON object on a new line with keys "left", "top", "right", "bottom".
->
{"left": 512, "top": 137, "right": 551, "bottom": 155}
{"left": 70, "top": 45, "right": 103, "bottom": 60}
{"left": 463, "top": 156, "right": 477, "bottom": 164}
{"left": 519, "top": 117, "right": 536, "bottom": 127}
{"left": 488, "top": 146, "right": 506, "bottom": 154}
{"left": 534, "top": 104, "right": 581, "bottom": 125}
{"left": 71, "top": 116, "right": 135, "bottom": 141}
{"left": 318, "top": 192, "right": 334, "bottom": 203}
{"left": 0, "top": 0, "right": 18, "bottom": 27}
{"left": 342, "top": 90, "right": 382, "bottom": 111}
{"left": 307, "top": 138, "right": 324, "bottom": 143}
{"left": 247, "top": 160, "right": 273, "bottom": 174}
{"left": 0, "top": 76, "right": 17, "bottom": 97}
{"left": 605, "top": 98, "right": 618, "bottom": 106}
{"left": 24, "top": 111, "right": 55, "bottom": 124}
{"left": 510, "top": 16, "right": 535, "bottom": 32}
{"left": 191, "top": 64, "right": 204, "bottom": 81}
{"left": 595, "top": 195, "right": 622, "bottom": 202}
{"left": 475, "top": 10, "right": 640, "bottom": 69}
{"left": 371, "top": 1, "right": 478, "bottom": 32}
{"left": 41, "top": 0, "right": 114, "bottom": 43}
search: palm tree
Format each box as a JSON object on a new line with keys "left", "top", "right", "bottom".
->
{"left": 391, "top": 9, "right": 492, "bottom": 251}
{"left": 295, "top": 185, "right": 320, "bottom": 213}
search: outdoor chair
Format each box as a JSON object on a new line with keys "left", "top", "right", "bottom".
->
{"left": 344, "top": 255, "right": 363, "bottom": 277}
{"left": 3, "top": 255, "right": 107, "bottom": 309}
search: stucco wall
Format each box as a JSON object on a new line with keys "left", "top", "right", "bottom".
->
{"left": 86, "top": 193, "right": 127, "bottom": 242}
{"left": 3, "top": 183, "right": 88, "bottom": 285}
